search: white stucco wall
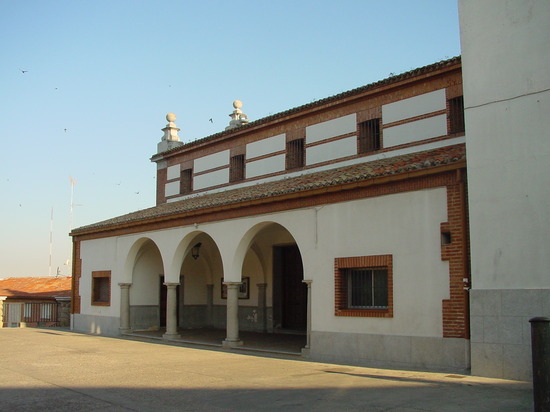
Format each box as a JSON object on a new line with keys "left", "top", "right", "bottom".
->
{"left": 194, "top": 150, "right": 229, "bottom": 173}
{"left": 194, "top": 168, "right": 229, "bottom": 190}
{"left": 460, "top": 0, "right": 550, "bottom": 289}
{"left": 77, "top": 186, "right": 449, "bottom": 339}
{"left": 167, "top": 164, "right": 180, "bottom": 180}
{"left": 382, "top": 89, "right": 446, "bottom": 124}
{"left": 79, "top": 237, "right": 120, "bottom": 316}
{"left": 383, "top": 115, "right": 447, "bottom": 148}
{"left": 247, "top": 134, "right": 285, "bottom": 158}
{"left": 246, "top": 154, "right": 285, "bottom": 178}
{"left": 460, "top": 0, "right": 550, "bottom": 381}
{"left": 306, "top": 136, "right": 357, "bottom": 165}
{"left": 306, "top": 114, "right": 356, "bottom": 144}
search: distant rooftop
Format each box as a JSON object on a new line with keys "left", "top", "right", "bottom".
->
{"left": 0, "top": 277, "right": 72, "bottom": 299}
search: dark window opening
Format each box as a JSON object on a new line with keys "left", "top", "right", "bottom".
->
{"left": 92, "top": 272, "right": 111, "bottom": 306}
{"left": 344, "top": 267, "right": 388, "bottom": 309}
{"left": 358, "top": 118, "right": 381, "bottom": 153}
{"left": 180, "top": 169, "right": 193, "bottom": 194}
{"left": 286, "top": 139, "right": 305, "bottom": 170}
{"left": 230, "top": 154, "right": 245, "bottom": 182}
{"left": 449, "top": 96, "right": 465, "bottom": 134}
{"left": 441, "top": 231, "right": 452, "bottom": 246}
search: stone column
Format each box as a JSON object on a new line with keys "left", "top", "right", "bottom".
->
{"left": 257, "top": 283, "right": 267, "bottom": 332}
{"left": 223, "top": 282, "right": 243, "bottom": 347}
{"left": 119, "top": 283, "right": 132, "bottom": 334}
{"left": 163, "top": 283, "right": 180, "bottom": 339}
{"left": 302, "top": 280, "right": 312, "bottom": 355}
{"left": 206, "top": 284, "right": 214, "bottom": 327}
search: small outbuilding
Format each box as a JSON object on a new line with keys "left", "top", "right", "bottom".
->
{"left": 0, "top": 277, "right": 72, "bottom": 328}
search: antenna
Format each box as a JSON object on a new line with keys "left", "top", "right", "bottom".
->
{"left": 49, "top": 207, "right": 53, "bottom": 276}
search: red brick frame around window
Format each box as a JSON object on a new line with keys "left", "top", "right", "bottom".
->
{"left": 335, "top": 254, "right": 393, "bottom": 318}
{"left": 91, "top": 271, "right": 111, "bottom": 306}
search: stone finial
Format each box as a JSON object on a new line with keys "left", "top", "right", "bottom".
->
{"left": 225, "top": 100, "right": 250, "bottom": 131}
{"left": 157, "top": 112, "right": 183, "bottom": 153}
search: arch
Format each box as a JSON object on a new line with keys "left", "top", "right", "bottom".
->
{"left": 227, "top": 221, "right": 300, "bottom": 282}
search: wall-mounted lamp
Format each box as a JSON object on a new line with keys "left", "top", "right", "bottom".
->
{"left": 192, "top": 242, "right": 202, "bottom": 260}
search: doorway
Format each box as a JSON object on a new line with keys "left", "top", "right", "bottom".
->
{"left": 273, "top": 245, "right": 307, "bottom": 332}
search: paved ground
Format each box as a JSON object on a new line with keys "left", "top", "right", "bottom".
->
{"left": 0, "top": 328, "right": 533, "bottom": 411}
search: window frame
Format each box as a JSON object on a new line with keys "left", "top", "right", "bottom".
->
{"left": 180, "top": 168, "right": 193, "bottom": 195}
{"left": 448, "top": 95, "right": 465, "bottom": 134}
{"left": 335, "top": 255, "right": 393, "bottom": 318}
{"left": 286, "top": 138, "right": 305, "bottom": 170}
{"left": 358, "top": 118, "right": 382, "bottom": 153}
{"left": 229, "top": 154, "right": 245, "bottom": 182}
{"left": 91, "top": 271, "right": 111, "bottom": 306}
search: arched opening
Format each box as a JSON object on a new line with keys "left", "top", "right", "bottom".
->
{"left": 177, "top": 232, "right": 224, "bottom": 330}
{"left": 240, "top": 222, "right": 307, "bottom": 335}
{"left": 129, "top": 238, "right": 164, "bottom": 331}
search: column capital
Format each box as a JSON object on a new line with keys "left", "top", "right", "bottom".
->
{"left": 223, "top": 281, "right": 242, "bottom": 288}
{"left": 302, "top": 279, "right": 313, "bottom": 286}
{"left": 118, "top": 282, "right": 132, "bottom": 288}
{"left": 256, "top": 283, "right": 267, "bottom": 288}
{"left": 163, "top": 282, "right": 180, "bottom": 288}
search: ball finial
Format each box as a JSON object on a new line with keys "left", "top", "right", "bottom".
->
{"left": 166, "top": 113, "right": 177, "bottom": 122}
{"left": 233, "top": 100, "right": 243, "bottom": 109}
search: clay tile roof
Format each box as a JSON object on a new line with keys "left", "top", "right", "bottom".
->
{"left": 74, "top": 144, "right": 466, "bottom": 233}
{"left": 0, "top": 277, "right": 72, "bottom": 299}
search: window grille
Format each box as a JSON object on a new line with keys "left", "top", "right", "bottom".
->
{"left": 449, "top": 96, "right": 465, "bottom": 134}
{"left": 230, "top": 155, "right": 245, "bottom": 182}
{"left": 346, "top": 268, "right": 388, "bottom": 309}
{"left": 286, "top": 139, "right": 305, "bottom": 170}
{"left": 358, "top": 119, "right": 381, "bottom": 153}
{"left": 180, "top": 169, "right": 193, "bottom": 194}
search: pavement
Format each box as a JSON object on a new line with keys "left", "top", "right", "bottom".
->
{"left": 0, "top": 327, "right": 533, "bottom": 411}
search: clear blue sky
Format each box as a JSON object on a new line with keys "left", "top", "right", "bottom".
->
{"left": 0, "top": 0, "right": 461, "bottom": 277}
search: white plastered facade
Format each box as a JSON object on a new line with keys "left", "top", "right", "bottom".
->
{"left": 74, "top": 185, "right": 469, "bottom": 370}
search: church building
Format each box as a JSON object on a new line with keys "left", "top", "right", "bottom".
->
{"left": 70, "top": 56, "right": 471, "bottom": 371}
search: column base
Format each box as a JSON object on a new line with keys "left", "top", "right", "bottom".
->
{"left": 162, "top": 333, "right": 181, "bottom": 340}
{"left": 222, "top": 339, "right": 243, "bottom": 348}
{"left": 119, "top": 328, "right": 132, "bottom": 335}
{"left": 301, "top": 347, "right": 311, "bottom": 357}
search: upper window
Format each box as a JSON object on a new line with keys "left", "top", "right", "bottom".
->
{"left": 180, "top": 169, "right": 193, "bottom": 195}
{"left": 92, "top": 271, "right": 111, "bottom": 306}
{"left": 448, "top": 96, "right": 465, "bottom": 134}
{"left": 335, "top": 255, "right": 393, "bottom": 317}
{"left": 286, "top": 138, "right": 305, "bottom": 170}
{"left": 230, "top": 154, "right": 245, "bottom": 182}
{"left": 358, "top": 118, "right": 381, "bottom": 153}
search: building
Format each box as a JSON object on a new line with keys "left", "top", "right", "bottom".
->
{"left": 70, "top": 57, "right": 471, "bottom": 371}
{"left": 459, "top": 0, "right": 550, "bottom": 381}
{"left": 0, "top": 277, "right": 72, "bottom": 328}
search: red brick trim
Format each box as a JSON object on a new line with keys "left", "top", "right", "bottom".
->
{"left": 71, "top": 239, "right": 81, "bottom": 314}
{"left": 335, "top": 255, "right": 393, "bottom": 318}
{"left": 440, "top": 170, "right": 469, "bottom": 338}
{"left": 382, "top": 109, "right": 447, "bottom": 129}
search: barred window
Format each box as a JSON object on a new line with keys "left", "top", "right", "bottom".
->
{"left": 180, "top": 169, "right": 193, "bottom": 195}
{"left": 358, "top": 119, "right": 381, "bottom": 153}
{"left": 230, "top": 155, "right": 245, "bottom": 182}
{"left": 346, "top": 268, "right": 388, "bottom": 309}
{"left": 448, "top": 96, "right": 465, "bottom": 134}
{"left": 335, "top": 255, "right": 393, "bottom": 317}
{"left": 286, "top": 139, "right": 305, "bottom": 170}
